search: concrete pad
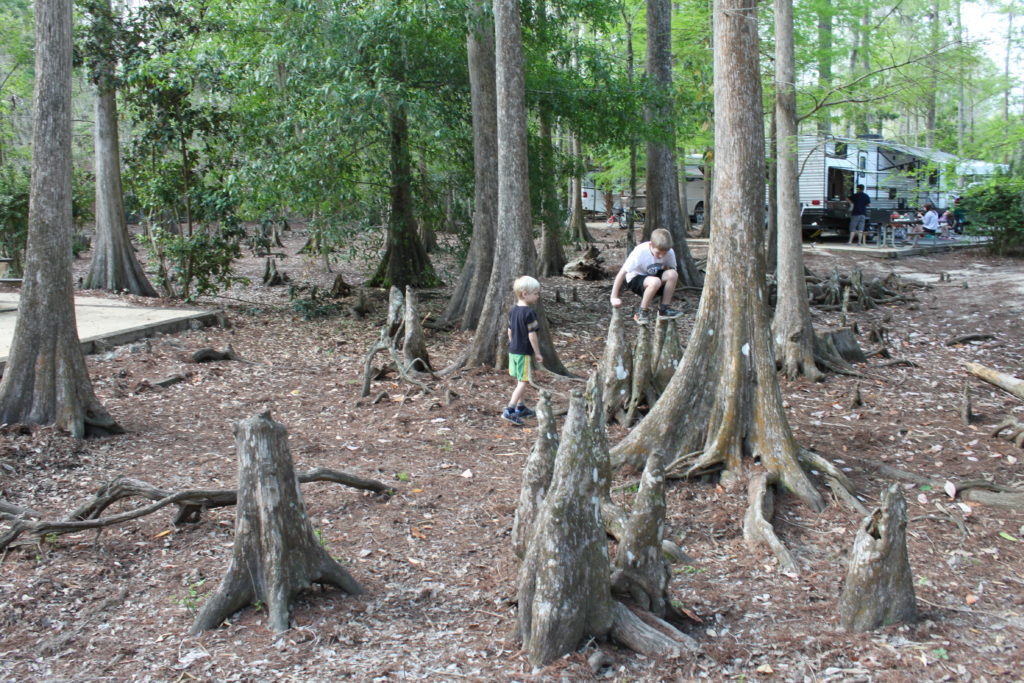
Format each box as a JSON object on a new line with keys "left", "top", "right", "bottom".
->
{"left": 0, "top": 293, "right": 220, "bottom": 368}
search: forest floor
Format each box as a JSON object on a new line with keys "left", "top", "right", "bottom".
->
{"left": 1, "top": 223, "right": 1023, "bottom": 682}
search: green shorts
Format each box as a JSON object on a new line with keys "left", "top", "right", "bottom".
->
{"left": 508, "top": 353, "right": 532, "bottom": 382}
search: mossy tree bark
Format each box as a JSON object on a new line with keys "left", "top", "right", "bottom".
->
{"left": 611, "top": 0, "right": 832, "bottom": 514}
{"left": 441, "top": 1, "right": 497, "bottom": 329}
{"left": 838, "top": 485, "right": 917, "bottom": 631}
{"left": 0, "top": 0, "right": 122, "bottom": 438}
{"left": 191, "top": 413, "right": 362, "bottom": 635}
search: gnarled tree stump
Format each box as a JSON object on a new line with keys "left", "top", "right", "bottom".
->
{"left": 191, "top": 413, "right": 362, "bottom": 634}
{"left": 511, "top": 391, "right": 557, "bottom": 559}
{"left": 600, "top": 307, "right": 632, "bottom": 425}
{"left": 838, "top": 485, "right": 916, "bottom": 631}
{"left": 517, "top": 385, "right": 613, "bottom": 666}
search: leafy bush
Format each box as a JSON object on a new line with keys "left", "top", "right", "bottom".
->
{"left": 961, "top": 176, "right": 1024, "bottom": 256}
{"left": 288, "top": 284, "right": 344, "bottom": 320}
{"left": 0, "top": 168, "right": 29, "bottom": 276}
{"left": 149, "top": 221, "right": 248, "bottom": 301}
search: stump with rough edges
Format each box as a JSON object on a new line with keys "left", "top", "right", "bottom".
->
{"left": 838, "top": 485, "right": 917, "bottom": 631}
{"left": 191, "top": 412, "right": 362, "bottom": 634}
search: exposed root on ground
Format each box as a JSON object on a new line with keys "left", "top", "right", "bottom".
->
{"left": 0, "top": 468, "right": 392, "bottom": 552}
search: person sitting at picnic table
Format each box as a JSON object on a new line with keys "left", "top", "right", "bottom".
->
{"left": 906, "top": 212, "right": 925, "bottom": 247}
{"left": 920, "top": 203, "right": 939, "bottom": 236}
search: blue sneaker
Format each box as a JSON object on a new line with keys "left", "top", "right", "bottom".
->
{"left": 515, "top": 404, "right": 536, "bottom": 419}
{"left": 501, "top": 407, "right": 524, "bottom": 426}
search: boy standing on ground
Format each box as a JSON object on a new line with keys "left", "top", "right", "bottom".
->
{"left": 609, "top": 228, "right": 684, "bottom": 325}
{"left": 502, "top": 275, "right": 544, "bottom": 426}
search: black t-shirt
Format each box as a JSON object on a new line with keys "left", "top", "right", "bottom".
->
{"left": 508, "top": 305, "right": 539, "bottom": 355}
{"left": 849, "top": 191, "right": 871, "bottom": 216}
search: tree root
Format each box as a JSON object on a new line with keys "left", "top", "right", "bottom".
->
{"left": 742, "top": 472, "right": 798, "bottom": 574}
{"left": 945, "top": 333, "right": 996, "bottom": 346}
{"left": 609, "top": 601, "right": 697, "bottom": 658}
{"left": 992, "top": 418, "right": 1024, "bottom": 448}
{"left": 0, "top": 468, "right": 392, "bottom": 552}
{"left": 859, "top": 460, "right": 1024, "bottom": 511}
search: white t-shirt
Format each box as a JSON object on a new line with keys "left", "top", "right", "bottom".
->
{"left": 921, "top": 210, "right": 939, "bottom": 232}
{"left": 622, "top": 242, "right": 677, "bottom": 283}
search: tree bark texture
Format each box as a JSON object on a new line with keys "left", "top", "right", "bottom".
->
{"left": 402, "top": 286, "right": 431, "bottom": 372}
{"left": 838, "top": 485, "right": 917, "bottom": 631}
{"left": 611, "top": 0, "right": 826, "bottom": 513}
{"left": 771, "top": 0, "right": 822, "bottom": 382}
{"left": 742, "top": 471, "right": 798, "bottom": 573}
{"left": 191, "top": 413, "right": 362, "bottom": 634}
{"left": 611, "top": 452, "right": 671, "bottom": 615}
{"left": 442, "top": 1, "right": 497, "bottom": 329}
{"left": 965, "top": 362, "right": 1024, "bottom": 402}
{"left": 84, "top": 25, "right": 157, "bottom": 298}
{"left": 644, "top": 0, "right": 702, "bottom": 288}
{"left": 600, "top": 307, "right": 632, "bottom": 424}
{"left": 517, "top": 384, "right": 614, "bottom": 667}
{"left": 465, "top": 0, "right": 567, "bottom": 376}
{"left": 0, "top": 0, "right": 121, "bottom": 438}
{"left": 511, "top": 390, "right": 557, "bottom": 559}
{"left": 368, "top": 105, "right": 437, "bottom": 290}
{"left": 537, "top": 107, "right": 567, "bottom": 276}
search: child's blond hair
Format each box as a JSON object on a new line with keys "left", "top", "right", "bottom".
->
{"left": 513, "top": 275, "right": 541, "bottom": 298}
{"left": 651, "top": 228, "right": 673, "bottom": 251}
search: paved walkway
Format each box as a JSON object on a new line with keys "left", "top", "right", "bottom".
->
{"left": 0, "top": 293, "right": 219, "bottom": 367}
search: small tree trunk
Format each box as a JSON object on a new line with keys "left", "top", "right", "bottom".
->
{"left": 191, "top": 413, "right": 362, "bottom": 635}
{"left": 600, "top": 307, "right": 633, "bottom": 423}
{"left": 511, "top": 391, "right": 557, "bottom": 559}
{"left": 651, "top": 317, "right": 683, "bottom": 393}
{"left": 85, "top": 56, "right": 157, "bottom": 297}
{"left": 838, "top": 485, "right": 917, "bottom": 631}
{"left": 402, "top": 287, "right": 431, "bottom": 372}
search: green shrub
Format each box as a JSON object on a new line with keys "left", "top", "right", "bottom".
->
{"left": 0, "top": 168, "right": 29, "bottom": 276}
{"left": 961, "top": 176, "right": 1024, "bottom": 256}
{"left": 149, "top": 221, "right": 248, "bottom": 301}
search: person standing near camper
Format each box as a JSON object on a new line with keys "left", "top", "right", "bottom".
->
{"left": 847, "top": 184, "right": 871, "bottom": 244}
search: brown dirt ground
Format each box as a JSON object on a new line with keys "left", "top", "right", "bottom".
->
{"left": 1, "top": 224, "right": 1022, "bottom": 682}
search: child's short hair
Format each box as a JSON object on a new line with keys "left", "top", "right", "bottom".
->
{"left": 513, "top": 275, "right": 541, "bottom": 297}
{"left": 650, "top": 228, "right": 673, "bottom": 251}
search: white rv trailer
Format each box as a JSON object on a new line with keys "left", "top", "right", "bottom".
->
{"left": 794, "top": 135, "right": 965, "bottom": 234}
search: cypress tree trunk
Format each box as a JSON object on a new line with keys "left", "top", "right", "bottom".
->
{"left": 442, "top": 1, "right": 497, "bottom": 329}
{"left": 611, "top": 0, "right": 835, "bottom": 514}
{"left": 645, "top": 0, "right": 702, "bottom": 288}
{"left": 464, "top": 0, "right": 568, "bottom": 375}
{"left": 368, "top": 106, "right": 438, "bottom": 290}
{"left": 771, "top": 0, "right": 823, "bottom": 381}
{"left": 85, "top": 8, "right": 157, "bottom": 298}
{"left": 0, "top": 0, "right": 122, "bottom": 438}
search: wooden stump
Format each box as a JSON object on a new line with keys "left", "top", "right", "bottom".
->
{"left": 517, "top": 386, "right": 613, "bottom": 667}
{"left": 652, "top": 317, "right": 683, "bottom": 394}
{"left": 838, "top": 485, "right": 916, "bottom": 631}
{"left": 600, "top": 307, "right": 632, "bottom": 424}
{"left": 191, "top": 413, "right": 362, "bottom": 634}
{"left": 511, "top": 391, "right": 558, "bottom": 559}
{"left": 402, "top": 286, "right": 432, "bottom": 372}
{"left": 816, "top": 327, "right": 866, "bottom": 364}
{"left": 611, "top": 452, "right": 671, "bottom": 615}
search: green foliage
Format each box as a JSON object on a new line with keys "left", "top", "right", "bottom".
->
{"left": 0, "top": 167, "right": 28, "bottom": 274}
{"left": 288, "top": 283, "right": 344, "bottom": 321}
{"left": 174, "top": 577, "right": 207, "bottom": 613}
{"left": 961, "top": 176, "right": 1024, "bottom": 256}
{"left": 149, "top": 221, "right": 248, "bottom": 301}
